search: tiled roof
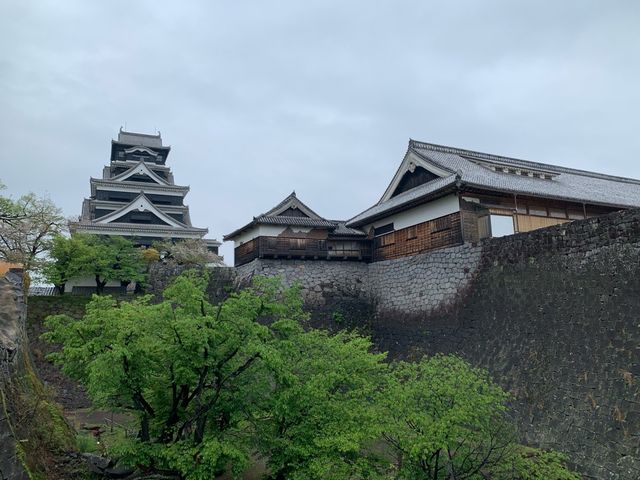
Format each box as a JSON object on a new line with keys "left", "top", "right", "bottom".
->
{"left": 224, "top": 192, "right": 367, "bottom": 240}
{"left": 330, "top": 221, "right": 368, "bottom": 237}
{"left": 262, "top": 191, "right": 324, "bottom": 219}
{"left": 117, "top": 129, "right": 164, "bottom": 148}
{"left": 255, "top": 216, "right": 336, "bottom": 228}
{"left": 347, "top": 176, "right": 458, "bottom": 226}
{"left": 347, "top": 140, "right": 640, "bottom": 226}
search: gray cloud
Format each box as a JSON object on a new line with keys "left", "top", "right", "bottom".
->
{"left": 1, "top": 0, "right": 639, "bottom": 261}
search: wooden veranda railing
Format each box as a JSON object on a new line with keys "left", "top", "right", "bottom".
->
{"left": 234, "top": 236, "right": 372, "bottom": 266}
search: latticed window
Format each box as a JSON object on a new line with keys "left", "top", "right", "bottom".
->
{"left": 289, "top": 238, "right": 306, "bottom": 250}
{"left": 432, "top": 216, "right": 452, "bottom": 232}
{"left": 377, "top": 232, "right": 395, "bottom": 247}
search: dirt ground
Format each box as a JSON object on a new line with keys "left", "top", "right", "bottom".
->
{"left": 27, "top": 298, "right": 92, "bottom": 410}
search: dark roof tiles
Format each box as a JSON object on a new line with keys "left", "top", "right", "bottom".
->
{"left": 347, "top": 140, "right": 640, "bottom": 226}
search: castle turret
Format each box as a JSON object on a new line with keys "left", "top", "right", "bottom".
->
{"left": 71, "top": 128, "right": 220, "bottom": 252}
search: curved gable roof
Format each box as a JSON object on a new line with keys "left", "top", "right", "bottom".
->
{"left": 110, "top": 160, "right": 170, "bottom": 185}
{"left": 224, "top": 191, "right": 336, "bottom": 240}
{"left": 95, "top": 193, "right": 190, "bottom": 229}
{"left": 347, "top": 139, "right": 640, "bottom": 227}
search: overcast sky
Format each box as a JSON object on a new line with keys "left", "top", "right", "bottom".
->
{"left": 1, "top": 1, "right": 639, "bottom": 262}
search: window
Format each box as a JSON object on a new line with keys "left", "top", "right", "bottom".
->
{"left": 490, "top": 215, "right": 515, "bottom": 237}
{"left": 380, "top": 233, "right": 395, "bottom": 246}
{"left": 109, "top": 196, "right": 131, "bottom": 202}
{"left": 374, "top": 223, "right": 394, "bottom": 236}
{"left": 432, "top": 216, "right": 452, "bottom": 232}
{"left": 289, "top": 238, "right": 306, "bottom": 250}
{"left": 528, "top": 206, "right": 547, "bottom": 217}
{"left": 549, "top": 208, "right": 567, "bottom": 219}
{"left": 265, "top": 237, "right": 278, "bottom": 248}
{"left": 406, "top": 225, "right": 417, "bottom": 240}
{"left": 375, "top": 233, "right": 395, "bottom": 248}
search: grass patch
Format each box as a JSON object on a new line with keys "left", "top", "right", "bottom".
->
{"left": 75, "top": 433, "right": 100, "bottom": 454}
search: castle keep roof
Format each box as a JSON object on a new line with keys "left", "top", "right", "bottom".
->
{"left": 115, "top": 130, "right": 165, "bottom": 148}
{"left": 347, "top": 140, "right": 640, "bottom": 227}
{"left": 71, "top": 129, "right": 220, "bottom": 247}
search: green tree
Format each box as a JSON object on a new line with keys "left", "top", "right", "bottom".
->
{"left": 74, "top": 235, "right": 146, "bottom": 294}
{"left": 255, "top": 328, "right": 390, "bottom": 480}
{"left": 43, "top": 273, "right": 307, "bottom": 479}
{"left": 0, "top": 188, "right": 65, "bottom": 273}
{"left": 381, "top": 355, "right": 514, "bottom": 479}
{"left": 380, "top": 356, "right": 579, "bottom": 479}
{"left": 494, "top": 447, "right": 580, "bottom": 480}
{"left": 43, "top": 272, "right": 579, "bottom": 480}
{"left": 42, "top": 234, "right": 90, "bottom": 294}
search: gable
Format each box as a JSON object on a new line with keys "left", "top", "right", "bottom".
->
{"left": 115, "top": 210, "right": 170, "bottom": 226}
{"left": 263, "top": 192, "right": 324, "bottom": 219}
{"left": 379, "top": 150, "right": 454, "bottom": 204}
{"left": 124, "top": 146, "right": 159, "bottom": 157}
{"left": 111, "top": 161, "right": 170, "bottom": 185}
{"left": 390, "top": 166, "right": 439, "bottom": 198}
{"left": 277, "top": 207, "right": 310, "bottom": 218}
{"left": 95, "top": 193, "right": 188, "bottom": 229}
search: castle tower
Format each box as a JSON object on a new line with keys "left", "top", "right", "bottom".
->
{"left": 71, "top": 128, "right": 220, "bottom": 252}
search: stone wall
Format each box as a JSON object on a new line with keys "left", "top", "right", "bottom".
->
{"left": 235, "top": 259, "right": 373, "bottom": 330}
{"left": 370, "top": 210, "right": 640, "bottom": 480}
{"left": 232, "top": 244, "right": 482, "bottom": 323}
{"left": 369, "top": 243, "right": 482, "bottom": 315}
{"left": 146, "top": 209, "right": 640, "bottom": 479}
{"left": 147, "top": 262, "right": 236, "bottom": 305}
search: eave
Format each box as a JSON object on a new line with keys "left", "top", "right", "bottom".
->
{"left": 223, "top": 217, "right": 337, "bottom": 241}
{"left": 88, "top": 199, "right": 188, "bottom": 213}
{"left": 90, "top": 178, "right": 189, "bottom": 196}
{"left": 70, "top": 222, "right": 208, "bottom": 238}
{"left": 346, "top": 179, "right": 459, "bottom": 228}
{"left": 111, "top": 139, "right": 171, "bottom": 152}
{"left": 459, "top": 183, "right": 637, "bottom": 211}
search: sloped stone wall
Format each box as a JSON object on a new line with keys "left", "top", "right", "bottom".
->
{"left": 235, "top": 259, "right": 374, "bottom": 330}
{"left": 371, "top": 210, "right": 640, "bottom": 480}
{"left": 147, "top": 262, "right": 236, "bottom": 305}
{"left": 368, "top": 243, "right": 482, "bottom": 315}
{"left": 147, "top": 209, "right": 640, "bottom": 478}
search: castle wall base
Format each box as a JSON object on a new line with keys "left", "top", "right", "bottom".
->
{"left": 148, "top": 208, "right": 640, "bottom": 479}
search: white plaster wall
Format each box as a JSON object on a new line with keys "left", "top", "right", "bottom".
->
{"left": 233, "top": 225, "right": 287, "bottom": 246}
{"left": 365, "top": 194, "right": 460, "bottom": 231}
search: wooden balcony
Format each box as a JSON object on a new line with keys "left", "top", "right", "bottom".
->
{"left": 234, "top": 236, "right": 372, "bottom": 266}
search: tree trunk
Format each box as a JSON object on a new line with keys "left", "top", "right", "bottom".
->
{"left": 139, "top": 414, "right": 150, "bottom": 442}
{"left": 95, "top": 275, "right": 107, "bottom": 294}
{"left": 194, "top": 415, "right": 207, "bottom": 444}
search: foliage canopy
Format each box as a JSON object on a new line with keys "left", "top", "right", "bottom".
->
{"left": 0, "top": 186, "right": 65, "bottom": 273}
{"left": 44, "top": 234, "right": 146, "bottom": 294}
{"left": 44, "top": 273, "right": 579, "bottom": 480}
